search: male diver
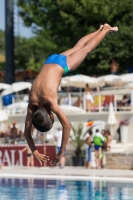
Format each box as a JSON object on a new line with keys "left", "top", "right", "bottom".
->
{"left": 24, "top": 24, "right": 118, "bottom": 166}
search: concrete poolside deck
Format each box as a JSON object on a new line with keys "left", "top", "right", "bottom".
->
{"left": 1, "top": 166, "right": 133, "bottom": 181}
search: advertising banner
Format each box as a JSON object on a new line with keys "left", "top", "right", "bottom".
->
{"left": 0, "top": 144, "right": 56, "bottom": 167}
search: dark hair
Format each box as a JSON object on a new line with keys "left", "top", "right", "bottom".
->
{"left": 88, "top": 130, "right": 93, "bottom": 135}
{"left": 32, "top": 108, "right": 52, "bottom": 132}
{"left": 86, "top": 84, "right": 89, "bottom": 87}
{"left": 106, "top": 130, "right": 111, "bottom": 135}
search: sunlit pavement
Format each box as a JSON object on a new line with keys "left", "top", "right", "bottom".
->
{"left": 0, "top": 166, "right": 133, "bottom": 178}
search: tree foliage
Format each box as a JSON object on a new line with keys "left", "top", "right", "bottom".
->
{"left": 16, "top": 0, "right": 133, "bottom": 74}
{"left": 70, "top": 123, "right": 95, "bottom": 156}
{"left": 70, "top": 123, "right": 88, "bottom": 156}
{"left": 0, "top": 30, "right": 5, "bottom": 54}
{"left": 14, "top": 36, "right": 44, "bottom": 71}
{"left": 0, "top": 30, "right": 5, "bottom": 70}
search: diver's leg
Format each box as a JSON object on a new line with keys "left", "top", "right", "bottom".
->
{"left": 67, "top": 24, "right": 118, "bottom": 71}
{"left": 61, "top": 25, "right": 104, "bottom": 56}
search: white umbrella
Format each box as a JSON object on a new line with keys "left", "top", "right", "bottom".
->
{"left": 107, "top": 102, "right": 117, "bottom": 125}
{"left": 107, "top": 102, "right": 117, "bottom": 136}
{"left": 0, "top": 83, "right": 10, "bottom": 90}
{"left": 60, "top": 105, "right": 85, "bottom": 114}
{"left": 1, "top": 82, "right": 32, "bottom": 96}
{"left": 62, "top": 74, "right": 104, "bottom": 88}
{"left": 60, "top": 78, "right": 68, "bottom": 87}
{"left": 120, "top": 73, "right": 133, "bottom": 84}
{"left": 5, "top": 102, "right": 85, "bottom": 114}
{"left": 124, "top": 82, "right": 133, "bottom": 89}
{"left": 0, "top": 110, "right": 8, "bottom": 122}
{"left": 58, "top": 78, "right": 68, "bottom": 91}
{"left": 5, "top": 102, "right": 28, "bottom": 110}
{"left": 98, "top": 74, "right": 121, "bottom": 85}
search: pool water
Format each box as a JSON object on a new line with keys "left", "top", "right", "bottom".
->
{"left": 0, "top": 178, "right": 133, "bottom": 200}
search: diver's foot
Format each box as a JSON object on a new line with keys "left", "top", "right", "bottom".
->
{"left": 99, "top": 25, "right": 104, "bottom": 31}
{"left": 102, "top": 23, "right": 118, "bottom": 34}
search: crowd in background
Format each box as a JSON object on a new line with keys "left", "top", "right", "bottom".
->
{"left": 0, "top": 123, "right": 112, "bottom": 169}
{"left": 60, "top": 83, "right": 132, "bottom": 113}
{"left": 53, "top": 127, "right": 112, "bottom": 169}
{"left": 0, "top": 122, "right": 24, "bottom": 144}
{"left": 84, "top": 129, "right": 112, "bottom": 169}
{"left": 0, "top": 122, "right": 46, "bottom": 144}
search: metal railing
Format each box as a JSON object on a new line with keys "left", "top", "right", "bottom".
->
{"left": 1, "top": 87, "right": 133, "bottom": 113}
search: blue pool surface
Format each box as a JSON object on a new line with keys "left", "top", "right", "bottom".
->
{"left": 0, "top": 178, "right": 133, "bottom": 200}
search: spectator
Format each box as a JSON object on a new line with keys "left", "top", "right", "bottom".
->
{"left": 84, "top": 130, "right": 93, "bottom": 169}
{"left": 93, "top": 129, "right": 104, "bottom": 169}
{"left": 10, "top": 121, "right": 18, "bottom": 129}
{"left": 101, "top": 130, "right": 107, "bottom": 151}
{"left": 10, "top": 122, "right": 18, "bottom": 143}
{"left": 117, "top": 126, "right": 121, "bottom": 143}
{"left": 85, "top": 84, "right": 94, "bottom": 112}
{"left": 55, "top": 127, "right": 69, "bottom": 168}
{"left": 101, "top": 130, "right": 107, "bottom": 168}
{"left": 0, "top": 131, "right": 5, "bottom": 138}
{"left": 122, "top": 95, "right": 130, "bottom": 106}
{"left": 19, "top": 146, "right": 34, "bottom": 167}
{"left": 106, "top": 130, "right": 112, "bottom": 151}
{"left": 73, "top": 96, "right": 83, "bottom": 107}
{"left": 4, "top": 125, "right": 11, "bottom": 143}
{"left": 18, "top": 130, "right": 24, "bottom": 141}
{"left": 110, "top": 58, "right": 119, "bottom": 75}
{"left": 118, "top": 95, "right": 130, "bottom": 107}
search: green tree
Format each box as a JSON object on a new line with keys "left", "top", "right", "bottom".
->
{"left": 0, "top": 30, "right": 43, "bottom": 72}
{"left": 14, "top": 36, "right": 44, "bottom": 71}
{"left": 0, "top": 30, "right": 5, "bottom": 70}
{"left": 0, "top": 30, "right": 5, "bottom": 54}
{"left": 17, "top": 0, "right": 133, "bottom": 75}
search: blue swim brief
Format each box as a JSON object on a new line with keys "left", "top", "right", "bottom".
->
{"left": 44, "top": 54, "right": 70, "bottom": 74}
{"left": 94, "top": 145, "right": 101, "bottom": 151}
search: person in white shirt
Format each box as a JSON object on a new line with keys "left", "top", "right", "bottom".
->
{"left": 55, "top": 127, "right": 69, "bottom": 168}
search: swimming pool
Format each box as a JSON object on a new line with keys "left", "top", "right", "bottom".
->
{"left": 0, "top": 178, "right": 133, "bottom": 200}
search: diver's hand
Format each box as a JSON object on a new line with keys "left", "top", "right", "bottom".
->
{"left": 33, "top": 150, "right": 49, "bottom": 166}
{"left": 50, "top": 152, "right": 64, "bottom": 166}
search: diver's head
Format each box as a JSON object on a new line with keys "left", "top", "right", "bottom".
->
{"left": 32, "top": 108, "right": 53, "bottom": 132}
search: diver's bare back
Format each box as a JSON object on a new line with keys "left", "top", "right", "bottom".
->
{"left": 29, "top": 64, "right": 64, "bottom": 107}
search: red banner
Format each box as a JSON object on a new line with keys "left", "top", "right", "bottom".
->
{"left": 0, "top": 144, "right": 56, "bottom": 167}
